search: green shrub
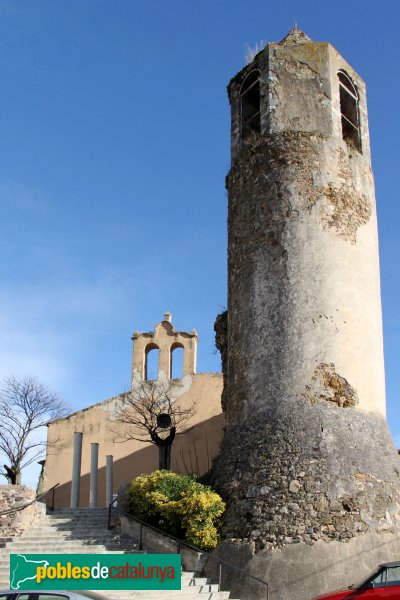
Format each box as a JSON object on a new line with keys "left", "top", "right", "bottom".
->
{"left": 127, "top": 470, "right": 225, "bottom": 550}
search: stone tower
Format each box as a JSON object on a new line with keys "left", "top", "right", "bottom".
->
{"left": 212, "top": 30, "right": 400, "bottom": 600}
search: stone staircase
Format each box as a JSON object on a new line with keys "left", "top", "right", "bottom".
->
{"left": 0, "top": 508, "right": 237, "bottom": 600}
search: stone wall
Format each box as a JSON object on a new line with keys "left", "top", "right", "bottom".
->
{"left": 210, "top": 398, "right": 400, "bottom": 599}
{"left": 0, "top": 485, "right": 46, "bottom": 544}
{"left": 225, "top": 131, "right": 383, "bottom": 422}
{"left": 212, "top": 399, "right": 400, "bottom": 550}
{"left": 120, "top": 514, "right": 207, "bottom": 573}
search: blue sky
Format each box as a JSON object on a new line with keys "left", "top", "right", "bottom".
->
{"left": 0, "top": 0, "right": 399, "bottom": 485}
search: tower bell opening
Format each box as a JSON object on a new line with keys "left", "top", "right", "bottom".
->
{"left": 240, "top": 70, "right": 261, "bottom": 142}
{"left": 338, "top": 70, "right": 361, "bottom": 151}
{"left": 144, "top": 343, "right": 159, "bottom": 380}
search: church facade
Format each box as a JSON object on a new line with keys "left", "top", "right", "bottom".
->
{"left": 44, "top": 312, "right": 224, "bottom": 508}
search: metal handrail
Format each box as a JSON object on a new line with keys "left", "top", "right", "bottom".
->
{"left": 0, "top": 482, "right": 60, "bottom": 517}
{"left": 116, "top": 508, "right": 269, "bottom": 599}
{"left": 107, "top": 495, "right": 118, "bottom": 530}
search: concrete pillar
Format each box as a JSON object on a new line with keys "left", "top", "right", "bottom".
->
{"left": 183, "top": 336, "right": 198, "bottom": 375}
{"left": 70, "top": 432, "right": 83, "bottom": 508}
{"left": 105, "top": 455, "right": 113, "bottom": 507}
{"left": 89, "top": 442, "right": 99, "bottom": 508}
{"left": 158, "top": 346, "right": 169, "bottom": 379}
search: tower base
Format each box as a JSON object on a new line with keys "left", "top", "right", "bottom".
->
{"left": 211, "top": 531, "right": 400, "bottom": 600}
{"left": 210, "top": 398, "right": 400, "bottom": 599}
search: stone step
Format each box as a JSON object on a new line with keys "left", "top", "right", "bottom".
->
{"left": 46, "top": 516, "right": 109, "bottom": 521}
{"left": 0, "top": 589, "right": 222, "bottom": 598}
{"left": 49, "top": 508, "right": 109, "bottom": 513}
{"left": 39, "top": 520, "right": 110, "bottom": 525}
{"left": 47, "top": 513, "right": 109, "bottom": 517}
{"left": 47, "top": 513, "right": 109, "bottom": 516}
{"left": 102, "top": 596, "right": 223, "bottom": 600}
{"left": 0, "top": 548, "right": 141, "bottom": 558}
{"left": 47, "top": 513, "right": 108, "bottom": 516}
{"left": 50, "top": 508, "right": 109, "bottom": 511}
{"left": 15, "top": 535, "right": 119, "bottom": 548}
{"left": 96, "top": 597, "right": 236, "bottom": 600}
{"left": 2, "top": 548, "right": 139, "bottom": 554}
{"left": 47, "top": 506, "right": 108, "bottom": 515}
{"left": 41, "top": 515, "right": 108, "bottom": 523}
{"left": 21, "top": 532, "right": 113, "bottom": 538}
{"left": 185, "top": 578, "right": 208, "bottom": 586}
{"left": 0, "top": 580, "right": 221, "bottom": 594}
{"left": 19, "top": 530, "right": 121, "bottom": 536}
{"left": 86, "top": 592, "right": 227, "bottom": 599}
{"left": 4, "top": 538, "right": 139, "bottom": 545}
{"left": 0, "top": 582, "right": 225, "bottom": 596}
{"left": 24, "top": 524, "right": 113, "bottom": 529}
{"left": 30, "top": 524, "right": 110, "bottom": 528}
{"left": 47, "top": 511, "right": 108, "bottom": 515}
{"left": 26, "top": 530, "right": 114, "bottom": 536}
{"left": 0, "top": 508, "right": 238, "bottom": 599}
{"left": 27, "top": 528, "right": 113, "bottom": 534}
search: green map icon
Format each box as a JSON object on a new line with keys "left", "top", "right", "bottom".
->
{"left": 10, "top": 554, "right": 49, "bottom": 590}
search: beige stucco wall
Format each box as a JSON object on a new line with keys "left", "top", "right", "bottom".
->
{"left": 45, "top": 372, "right": 224, "bottom": 508}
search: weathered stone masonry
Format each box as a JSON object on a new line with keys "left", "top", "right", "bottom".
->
{"left": 0, "top": 485, "right": 45, "bottom": 543}
{"left": 211, "top": 29, "right": 400, "bottom": 600}
{"left": 213, "top": 400, "right": 400, "bottom": 551}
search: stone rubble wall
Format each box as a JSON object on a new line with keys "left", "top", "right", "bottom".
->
{"left": 211, "top": 399, "right": 400, "bottom": 551}
{"left": 210, "top": 398, "right": 400, "bottom": 600}
{"left": 0, "top": 485, "right": 46, "bottom": 544}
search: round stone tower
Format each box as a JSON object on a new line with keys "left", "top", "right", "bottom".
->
{"left": 212, "top": 30, "right": 400, "bottom": 600}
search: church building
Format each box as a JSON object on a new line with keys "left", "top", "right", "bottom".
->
{"left": 44, "top": 312, "right": 224, "bottom": 508}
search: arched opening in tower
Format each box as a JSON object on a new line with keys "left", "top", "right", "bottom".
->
{"left": 338, "top": 70, "right": 361, "bottom": 152}
{"left": 240, "top": 69, "right": 261, "bottom": 142}
{"left": 170, "top": 343, "right": 184, "bottom": 379}
{"left": 144, "top": 343, "right": 159, "bottom": 380}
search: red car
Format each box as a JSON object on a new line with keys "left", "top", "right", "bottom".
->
{"left": 314, "top": 562, "right": 400, "bottom": 599}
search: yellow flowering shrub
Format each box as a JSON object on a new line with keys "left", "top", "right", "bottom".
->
{"left": 128, "top": 470, "right": 225, "bottom": 550}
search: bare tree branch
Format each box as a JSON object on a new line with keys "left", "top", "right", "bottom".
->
{"left": 0, "top": 375, "right": 68, "bottom": 484}
{"left": 111, "top": 377, "right": 196, "bottom": 470}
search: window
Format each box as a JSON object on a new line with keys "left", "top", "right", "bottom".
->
{"left": 36, "top": 595, "right": 69, "bottom": 600}
{"left": 386, "top": 566, "right": 400, "bottom": 587}
{"left": 240, "top": 70, "right": 261, "bottom": 142}
{"left": 338, "top": 70, "right": 361, "bottom": 151}
{"left": 144, "top": 343, "right": 159, "bottom": 380}
{"left": 170, "top": 343, "right": 184, "bottom": 379}
{"left": 354, "top": 565, "right": 400, "bottom": 591}
{"left": 360, "top": 568, "right": 386, "bottom": 590}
